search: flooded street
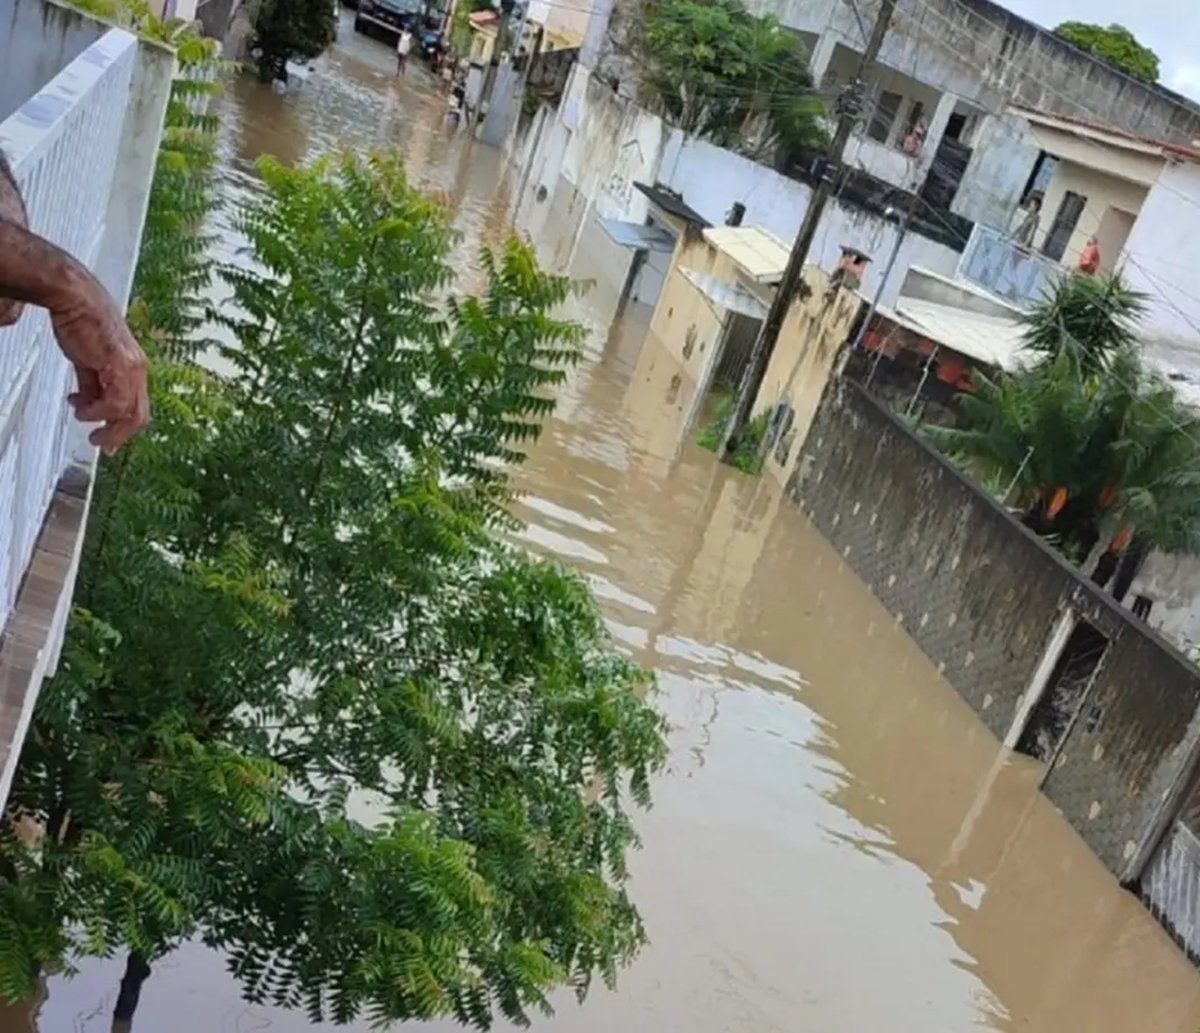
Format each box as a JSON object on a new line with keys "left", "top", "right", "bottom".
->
{"left": 27, "top": 13, "right": 1200, "bottom": 1031}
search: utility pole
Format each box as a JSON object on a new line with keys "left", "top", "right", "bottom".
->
{"left": 478, "top": 0, "right": 517, "bottom": 128}
{"left": 721, "top": 0, "right": 896, "bottom": 459}
{"left": 860, "top": 190, "right": 922, "bottom": 388}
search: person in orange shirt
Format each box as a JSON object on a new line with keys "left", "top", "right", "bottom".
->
{"left": 1078, "top": 236, "right": 1101, "bottom": 275}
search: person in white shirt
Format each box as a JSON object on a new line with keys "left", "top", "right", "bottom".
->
{"left": 396, "top": 29, "right": 413, "bottom": 75}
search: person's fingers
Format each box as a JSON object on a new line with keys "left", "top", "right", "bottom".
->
{"left": 69, "top": 366, "right": 103, "bottom": 404}
{"left": 0, "top": 300, "right": 24, "bottom": 327}
{"left": 72, "top": 396, "right": 124, "bottom": 423}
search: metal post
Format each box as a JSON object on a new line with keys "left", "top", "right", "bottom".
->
{"left": 849, "top": 194, "right": 919, "bottom": 355}
{"left": 478, "top": 0, "right": 515, "bottom": 123}
{"left": 905, "top": 344, "right": 938, "bottom": 416}
{"left": 720, "top": 0, "right": 896, "bottom": 460}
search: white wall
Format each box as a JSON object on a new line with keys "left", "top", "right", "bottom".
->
{"left": 1121, "top": 162, "right": 1200, "bottom": 341}
{"left": 529, "top": 67, "right": 963, "bottom": 310}
{"left": 658, "top": 131, "right": 962, "bottom": 308}
{"left": 0, "top": 0, "right": 106, "bottom": 123}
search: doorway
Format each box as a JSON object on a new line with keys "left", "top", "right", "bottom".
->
{"left": 1016, "top": 619, "right": 1109, "bottom": 763}
{"left": 1093, "top": 205, "right": 1136, "bottom": 274}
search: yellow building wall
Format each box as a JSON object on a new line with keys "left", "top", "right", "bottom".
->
{"left": 751, "top": 265, "right": 860, "bottom": 486}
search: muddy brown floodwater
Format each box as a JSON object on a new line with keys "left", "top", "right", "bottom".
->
{"left": 19, "top": 12, "right": 1200, "bottom": 1031}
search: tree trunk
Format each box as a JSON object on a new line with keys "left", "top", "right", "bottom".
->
{"left": 1111, "top": 541, "right": 1149, "bottom": 604}
{"left": 1091, "top": 547, "right": 1120, "bottom": 589}
{"left": 111, "top": 953, "right": 151, "bottom": 1033}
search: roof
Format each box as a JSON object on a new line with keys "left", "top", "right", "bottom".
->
{"left": 468, "top": 10, "right": 499, "bottom": 30}
{"left": 703, "top": 225, "right": 790, "bottom": 284}
{"left": 632, "top": 182, "right": 710, "bottom": 228}
{"left": 1012, "top": 104, "right": 1200, "bottom": 165}
{"left": 888, "top": 296, "right": 1027, "bottom": 371}
{"left": 884, "top": 292, "right": 1200, "bottom": 404}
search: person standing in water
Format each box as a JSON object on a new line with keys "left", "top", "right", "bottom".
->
{"left": 396, "top": 28, "right": 413, "bottom": 75}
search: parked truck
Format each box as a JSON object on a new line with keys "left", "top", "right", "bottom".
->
{"left": 354, "top": 0, "right": 426, "bottom": 40}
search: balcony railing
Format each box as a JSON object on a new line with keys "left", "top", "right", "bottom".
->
{"left": 957, "top": 223, "right": 1061, "bottom": 309}
{"left": 0, "top": 4, "right": 173, "bottom": 803}
{"left": 0, "top": 28, "right": 138, "bottom": 629}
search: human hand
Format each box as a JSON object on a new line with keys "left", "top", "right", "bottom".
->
{"left": 50, "top": 283, "right": 150, "bottom": 454}
{"left": 0, "top": 179, "right": 28, "bottom": 328}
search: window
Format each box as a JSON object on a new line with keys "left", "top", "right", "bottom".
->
{"left": 945, "top": 112, "right": 967, "bottom": 140}
{"left": 867, "top": 90, "right": 902, "bottom": 143}
{"left": 1043, "top": 190, "right": 1086, "bottom": 261}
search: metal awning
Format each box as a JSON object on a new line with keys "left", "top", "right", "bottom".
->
{"left": 680, "top": 267, "right": 768, "bottom": 320}
{"left": 633, "top": 182, "right": 711, "bottom": 227}
{"left": 598, "top": 217, "right": 676, "bottom": 252}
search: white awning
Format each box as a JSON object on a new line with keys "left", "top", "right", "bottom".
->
{"left": 598, "top": 218, "right": 676, "bottom": 252}
{"left": 889, "top": 296, "right": 1027, "bottom": 371}
{"left": 680, "top": 267, "right": 768, "bottom": 320}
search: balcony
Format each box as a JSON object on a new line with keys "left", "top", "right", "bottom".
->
{"left": 956, "top": 223, "right": 1061, "bottom": 309}
{"left": 0, "top": 0, "right": 173, "bottom": 802}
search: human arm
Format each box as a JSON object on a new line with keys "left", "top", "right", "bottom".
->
{"left": 0, "top": 159, "right": 149, "bottom": 453}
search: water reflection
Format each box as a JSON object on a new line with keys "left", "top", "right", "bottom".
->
{"left": 24, "top": 10, "right": 1200, "bottom": 1032}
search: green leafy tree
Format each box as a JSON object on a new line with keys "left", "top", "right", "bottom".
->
{"left": 251, "top": 0, "right": 336, "bottom": 83}
{"left": 1, "top": 149, "right": 667, "bottom": 1031}
{"left": 635, "top": 0, "right": 827, "bottom": 163}
{"left": 1055, "top": 21, "right": 1161, "bottom": 82}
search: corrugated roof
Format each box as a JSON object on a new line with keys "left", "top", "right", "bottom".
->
{"left": 889, "top": 296, "right": 1027, "bottom": 371}
{"left": 703, "top": 225, "right": 790, "bottom": 284}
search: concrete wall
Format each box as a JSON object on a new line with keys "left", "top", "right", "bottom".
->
{"left": 659, "top": 131, "right": 962, "bottom": 308}
{"left": 0, "top": 0, "right": 106, "bottom": 124}
{"left": 955, "top": 114, "right": 1044, "bottom": 230}
{"left": 754, "top": 266, "right": 859, "bottom": 486}
{"left": 1121, "top": 162, "right": 1200, "bottom": 340}
{"left": 789, "top": 375, "right": 1200, "bottom": 882}
{"left": 1038, "top": 159, "right": 1148, "bottom": 268}
{"left": 521, "top": 68, "right": 965, "bottom": 312}
{"left": 774, "top": 0, "right": 1200, "bottom": 145}
{"left": 1129, "top": 553, "right": 1200, "bottom": 654}
{"left": 645, "top": 231, "right": 748, "bottom": 422}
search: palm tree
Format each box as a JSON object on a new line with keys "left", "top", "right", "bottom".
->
{"left": 924, "top": 350, "right": 1115, "bottom": 557}
{"left": 1093, "top": 372, "right": 1200, "bottom": 596}
{"left": 1022, "top": 272, "right": 1148, "bottom": 378}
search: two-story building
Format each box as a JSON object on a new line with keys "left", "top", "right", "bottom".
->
{"left": 956, "top": 105, "right": 1200, "bottom": 343}
{"left": 753, "top": 0, "right": 1200, "bottom": 235}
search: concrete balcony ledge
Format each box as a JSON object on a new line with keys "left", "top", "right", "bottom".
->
{"left": 0, "top": 0, "right": 174, "bottom": 804}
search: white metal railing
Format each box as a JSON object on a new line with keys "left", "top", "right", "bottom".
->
{"left": 957, "top": 222, "right": 1061, "bottom": 310}
{"left": 0, "top": 28, "right": 138, "bottom": 630}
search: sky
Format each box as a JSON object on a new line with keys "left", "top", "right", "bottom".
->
{"left": 998, "top": 0, "right": 1200, "bottom": 101}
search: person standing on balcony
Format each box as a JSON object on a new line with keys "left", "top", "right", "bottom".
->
{"left": 0, "top": 154, "right": 149, "bottom": 453}
{"left": 1010, "top": 193, "right": 1042, "bottom": 249}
